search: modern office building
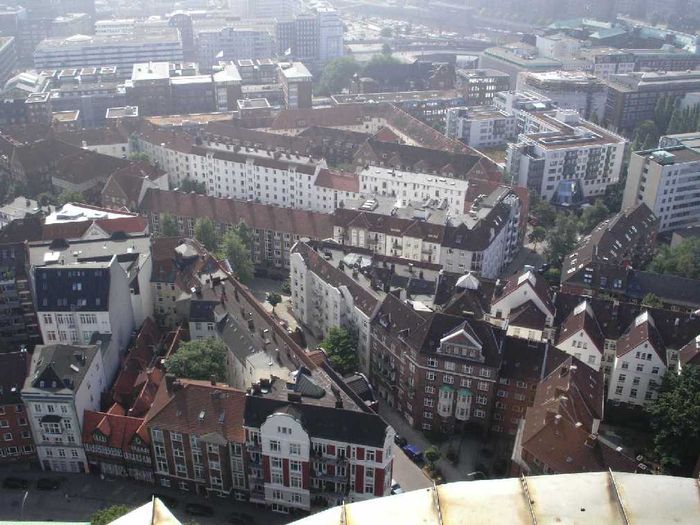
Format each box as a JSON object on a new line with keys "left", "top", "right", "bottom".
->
{"left": 454, "top": 69, "right": 511, "bottom": 106}
{"left": 445, "top": 106, "right": 517, "bottom": 148}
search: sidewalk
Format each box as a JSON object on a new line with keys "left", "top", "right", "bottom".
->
{"left": 378, "top": 401, "right": 484, "bottom": 483}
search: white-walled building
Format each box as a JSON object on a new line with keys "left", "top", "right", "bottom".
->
{"left": 607, "top": 312, "right": 668, "bottom": 406}
{"left": 506, "top": 110, "right": 626, "bottom": 204}
{"left": 555, "top": 301, "right": 606, "bottom": 372}
{"left": 623, "top": 146, "right": 700, "bottom": 232}
{"left": 22, "top": 343, "right": 106, "bottom": 473}
{"left": 445, "top": 106, "right": 517, "bottom": 148}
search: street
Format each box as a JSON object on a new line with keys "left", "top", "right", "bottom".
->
{"left": 0, "top": 463, "right": 289, "bottom": 525}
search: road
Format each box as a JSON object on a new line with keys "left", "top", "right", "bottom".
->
{"left": 0, "top": 464, "right": 289, "bottom": 525}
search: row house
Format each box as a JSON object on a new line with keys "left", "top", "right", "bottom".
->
{"left": 100, "top": 161, "right": 168, "bottom": 211}
{"left": 140, "top": 188, "right": 334, "bottom": 273}
{"left": 370, "top": 293, "right": 503, "bottom": 434}
{"left": 290, "top": 241, "right": 380, "bottom": 375}
{"left": 555, "top": 301, "right": 607, "bottom": 372}
{"left": 22, "top": 343, "right": 105, "bottom": 472}
{"left": 0, "top": 350, "right": 34, "bottom": 463}
{"left": 0, "top": 239, "right": 40, "bottom": 348}
{"left": 243, "top": 395, "right": 394, "bottom": 513}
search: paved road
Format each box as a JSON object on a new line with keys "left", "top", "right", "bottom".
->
{"left": 0, "top": 464, "right": 290, "bottom": 525}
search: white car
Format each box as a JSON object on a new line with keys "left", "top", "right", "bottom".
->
{"left": 391, "top": 479, "right": 404, "bottom": 495}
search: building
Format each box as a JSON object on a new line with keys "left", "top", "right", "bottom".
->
{"left": 623, "top": 146, "right": 700, "bottom": 232}
{"left": 22, "top": 342, "right": 105, "bottom": 472}
{"left": 33, "top": 31, "right": 184, "bottom": 77}
{"left": 100, "top": 162, "right": 168, "bottom": 211}
{"left": 516, "top": 71, "right": 608, "bottom": 121}
{"left": 603, "top": 71, "right": 700, "bottom": 133}
{"left": 194, "top": 25, "right": 275, "bottom": 70}
{"left": 354, "top": 59, "right": 455, "bottom": 94}
{"left": 560, "top": 203, "right": 658, "bottom": 295}
{"left": 480, "top": 46, "right": 562, "bottom": 89}
{"left": 506, "top": 110, "right": 626, "bottom": 204}
{"left": 454, "top": 69, "right": 510, "bottom": 106}
{"left": 278, "top": 62, "right": 313, "bottom": 109}
{"left": 0, "top": 37, "right": 17, "bottom": 86}
{"left": 583, "top": 47, "right": 700, "bottom": 81}
{"left": 445, "top": 106, "right": 517, "bottom": 148}
{"left": 554, "top": 301, "right": 607, "bottom": 371}
{"left": 0, "top": 197, "right": 40, "bottom": 229}
{"left": 512, "top": 357, "right": 638, "bottom": 475}
{"left": 141, "top": 189, "right": 334, "bottom": 273}
{"left": 0, "top": 350, "right": 34, "bottom": 463}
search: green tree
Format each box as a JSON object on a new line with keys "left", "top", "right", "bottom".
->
{"left": 645, "top": 366, "right": 700, "bottom": 476}
{"left": 316, "top": 56, "right": 360, "bottom": 95}
{"left": 280, "top": 278, "right": 292, "bottom": 295}
{"left": 234, "top": 221, "right": 253, "bottom": 247}
{"left": 544, "top": 215, "right": 578, "bottom": 267}
{"left": 320, "top": 326, "right": 358, "bottom": 375}
{"left": 194, "top": 217, "right": 218, "bottom": 252}
{"left": 529, "top": 194, "right": 558, "bottom": 228}
{"left": 364, "top": 53, "right": 401, "bottom": 70}
{"left": 179, "top": 178, "right": 206, "bottom": 194}
{"left": 159, "top": 213, "right": 180, "bottom": 237}
{"left": 90, "top": 505, "right": 130, "bottom": 525}
{"left": 381, "top": 42, "right": 393, "bottom": 55}
{"left": 649, "top": 238, "right": 700, "bottom": 279}
{"left": 631, "top": 120, "right": 661, "bottom": 151}
{"left": 578, "top": 200, "right": 610, "bottom": 234}
{"left": 165, "top": 338, "right": 228, "bottom": 382}
{"left": 642, "top": 293, "right": 663, "bottom": 308}
{"left": 219, "top": 230, "right": 254, "bottom": 283}
{"left": 267, "top": 292, "right": 282, "bottom": 313}
{"left": 128, "top": 151, "right": 151, "bottom": 163}
{"left": 528, "top": 226, "right": 546, "bottom": 249}
{"left": 57, "top": 190, "right": 86, "bottom": 206}
{"left": 425, "top": 445, "right": 441, "bottom": 468}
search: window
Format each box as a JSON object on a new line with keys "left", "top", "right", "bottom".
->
{"left": 426, "top": 372, "right": 435, "bottom": 381}
{"left": 366, "top": 450, "right": 375, "bottom": 462}
{"left": 474, "top": 409, "right": 486, "bottom": 418}
{"left": 652, "top": 366, "right": 660, "bottom": 374}
{"left": 290, "top": 460, "right": 301, "bottom": 472}
{"left": 478, "top": 381, "right": 488, "bottom": 391}
{"left": 290, "top": 475, "right": 302, "bottom": 488}
{"left": 271, "top": 472, "right": 283, "bottom": 484}
{"left": 443, "top": 374, "right": 454, "bottom": 384}
{"left": 289, "top": 443, "right": 301, "bottom": 455}
{"left": 427, "top": 358, "right": 438, "bottom": 368}
{"left": 170, "top": 432, "right": 182, "bottom": 443}
{"left": 269, "top": 440, "right": 280, "bottom": 452}
{"left": 271, "top": 457, "right": 282, "bottom": 469}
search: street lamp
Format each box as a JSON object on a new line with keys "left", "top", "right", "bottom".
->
{"left": 20, "top": 490, "right": 29, "bottom": 519}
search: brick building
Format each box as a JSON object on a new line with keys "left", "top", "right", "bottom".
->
{"left": 0, "top": 350, "right": 34, "bottom": 463}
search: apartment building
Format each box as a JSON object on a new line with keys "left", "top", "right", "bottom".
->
{"left": 480, "top": 45, "right": 562, "bottom": 89}
{"left": 506, "top": 110, "right": 626, "bottom": 204}
{"left": 0, "top": 350, "right": 34, "bottom": 463}
{"left": 22, "top": 343, "right": 105, "bottom": 473}
{"left": 493, "top": 91, "right": 556, "bottom": 133}
{"left": 278, "top": 62, "right": 313, "bottom": 109}
{"left": 516, "top": 70, "right": 607, "bottom": 121}
{"left": 454, "top": 69, "right": 511, "bottom": 106}
{"left": 0, "top": 37, "right": 16, "bottom": 86}
{"left": 623, "top": 146, "right": 700, "bottom": 232}
{"left": 445, "top": 106, "right": 518, "bottom": 148}
{"left": 195, "top": 25, "right": 275, "bottom": 70}
{"left": 0, "top": 238, "right": 40, "bottom": 348}
{"left": 33, "top": 30, "right": 184, "bottom": 77}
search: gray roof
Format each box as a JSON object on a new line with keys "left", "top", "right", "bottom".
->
{"left": 23, "top": 344, "right": 99, "bottom": 394}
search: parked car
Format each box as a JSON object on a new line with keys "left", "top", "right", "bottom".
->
{"left": 537, "top": 263, "right": 551, "bottom": 274}
{"left": 152, "top": 493, "right": 179, "bottom": 508}
{"left": 36, "top": 478, "right": 61, "bottom": 490}
{"left": 393, "top": 434, "right": 408, "bottom": 448}
{"left": 185, "top": 503, "right": 214, "bottom": 517}
{"left": 228, "top": 511, "right": 256, "bottom": 525}
{"left": 390, "top": 479, "right": 404, "bottom": 495}
{"left": 402, "top": 444, "right": 423, "bottom": 464}
{"left": 2, "top": 477, "right": 29, "bottom": 490}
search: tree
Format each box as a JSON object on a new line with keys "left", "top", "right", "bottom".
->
{"left": 381, "top": 42, "right": 393, "bottom": 55}
{"left": 578, "top": 200, "right": 610, "bottom": 235}
{"left": 267, "top": 292, "right": 282, "bottom": 313}
{"left": 649, "top": 238, "right": 700, "bottom": 280}
{"left": 165, "top": 338, "right": 228, "bottom": 382}
{"left": 528, "top": 194, "right": 558, "bottom": 228}
{"left": 159, "top": 213, "right": 180, "bottom": 237}
{"left": 645, "top": 366, "right": 700, "bottom": 476}
{"left": 90, "top": 505, "right": 130, "bottom": 525}
{"left": 179, "top": 178, "right": 206, "bottom": 194}
{"left": 642, "top": 293, "right": 663, "bottom": 308}
{"left": 544, "top": 215, "right": 578, "bottom": 267}
{"left": 380, "top": 27, "right": 392, "bottom": 37}
{"left": 234, "top": 221, "right": 253, "bottom": 248}
{"left": 631, "top": 120, "right": 660, "bottom": 151}
{"left": 194, "top": 217, "right": 218, "bottom": 252}
{"left": 57, "top": 190, "right": 86, "bottom": 206}
{"left": 219, "top": 230, "right": 254, "bottom": 283}
{"left": 364, "top": 53, "right": 401, "bottom": 70}
{"left": 128, "top": 152, "right": 151, "bottom": 163}
{"left": 280, "top": 278, "right": 292, "bottom": 295}
{"left": 316, "top": 56, "right": 360, "bottom": 95}
{"left": 425, "top": 445, "right": 441, "bottom": 468}
{"left": 320, "top": 327, "right": 358, "bottom": 375}
{"left": 528, "top": 226, "right": 546, "bottom": 249}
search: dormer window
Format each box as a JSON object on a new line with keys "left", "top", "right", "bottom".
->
{"left": 94, "top": 432, "right": 107, "bottom": 443}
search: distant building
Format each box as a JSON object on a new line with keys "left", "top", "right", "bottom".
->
{"left": 454, "top": 69, "right": 511, "bottom": 106}
{"left": 623, "top": 146, "right": 700, "bottom": 232}
{"left": 480, "top": 46, "right": 562, "bottom": 89}
{"left": 0, "top": 37, "right": 17, "bottom": 86}
{"left": 278, "top": 62, "right": 313, "bottom": 109}
{"left": 445, "top": 106, "right": 517, "bottom": 148}
{"left": 0, "top": 350, "right": 34, "bottom": 464}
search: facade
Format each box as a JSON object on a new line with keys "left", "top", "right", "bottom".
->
{"left": 506, "top": 110, "right": 626, "bottom": 204}
{"left": 454, "top": 69, "right": 511, "bottom": 106}
{"left": 445, "top": 106, "right": 517, "bottom": 148}
{"left": 0, "top": 37, "right": 17, "bottom": 86}
{"left": 623, "top": 146, "right": 700, "bottom": 232}
{"left": 33, "top": 31, "right": 184, "bottom": 77}
{"left": 22, "top": 343, "right": 105, "bottom": 473}
{"left": 0, "top": 238, "right": 40, "bottom": 348}
{"left": 279, "top": 62, "right": 313, "bottom": 109}
{"left": 0, "top": 350, "right": 34, "bottom": 463}
{"left": 554, "top": 301, "right": 606, "bottom": 372}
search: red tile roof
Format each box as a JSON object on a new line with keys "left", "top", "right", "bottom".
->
{"left": 495, "top": 270, "right": 554, "bottom": 314}
{"left": 82, "top": 410, "right": 151, "bottom": 450}
{"left": 679, "top": 335, "right": 700, "bottom": 367}
{"left": 314, "top": 168, "right": 360, "bottom": 193}
{"left": 556, "top": 301, "right": 606, "bottom": 354}
{"left": 616, "top": 312, "right": 666, "bottom": 364}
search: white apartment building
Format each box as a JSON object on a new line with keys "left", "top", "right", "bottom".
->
{"left": 489, "top": 270, "right": 555, "bottom": 332}
{"left": 493, "top": 91, "right": 556, "bottom": 133}
{"left": 289, "top": 241, "right": 379, "bottom": 374}
{"left": 33, "top": 31, "right": 184, "bottom": 76}
{"left": 622, "top": 146, "right": 700, "bottom": 232}
{"left": 22, "top": 343, "right": 106, "bottom": 473}
{"left": 317, "top": 6, "right": 344, "bottom": 63}
{"left": 555, "top": 301, "right": 606, "bottom": 372}
{"left": 506, "top": 110, "right": 626, "bottom": 203}
{"left": 607, "top": 312, "right": 667, "bottom": 406}
{"left": 445, "top": 106, "right": 517, "bottom": 148}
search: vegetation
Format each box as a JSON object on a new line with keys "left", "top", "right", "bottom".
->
{"left": 642, "top": 293, "right": 663, "bottom": 308}
{"left": 165, "top": 338, "right": 228, "bottom": 382}
{"left": 381, "top": 43, "right": 393, "bottom": 55}
{"left": 630, "top": 119, "right": 661, "bottom": 152}
{"left": 645, "top": 366, "right": 700, "bottom": 476}
{"left": 578, "top": 200, "right": 610, "bottom": 235}
{"left": 267, "top": 292, "right": 282, "bottom": 313}
{"left": 178, "top": 178, "right": 207, "bottom": 194}
{"left": 649, "top": 238, "right": 700, "bottom": 280}
{"left": 544, "top": 215, "right": 579, "bottom": 267}
{"left": 219, "top": 230, "right": 254, "bottom": 283}
{"left": 194, "top": 217, "right": 218, "bottom": 252}
{"left": 528, "top": 226, "right": 546, "bottom": 249}
{"left": 424, "top": 445, "right": 441, "bottom": 468}
{"left": 280, "top": 278, "right": 292, "bottom": 295}
{"left": 529, "top": 194, "right": 558, "bottom": 229}
{"left": 320, "top": 326, "right": 358, "bottom": 375}
{"left": 666, "top": 103, "right": 700, "bottom": 135}
{"left": 57, "top": 190, "right": 86, "bottom": 206}
{"left": 128, "top": 152, "right": 151, "bottom": 163}
{"left": 159, "top": 213, "right": 180, "bottom": 237}
{"left": 90, "top": 505, "right": 130, "bottom": 525}
{"left": 316, "top": 56, "right": 361, "bottom": 96}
